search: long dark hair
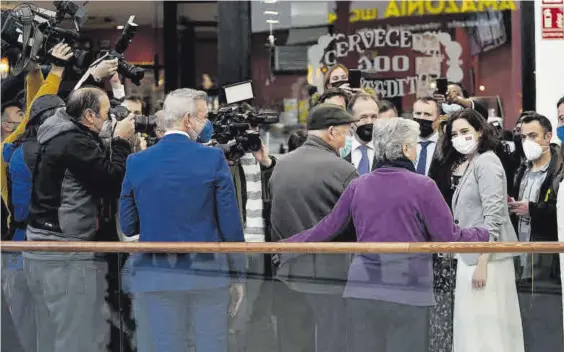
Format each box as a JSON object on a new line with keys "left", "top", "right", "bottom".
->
{"left": 440, "top": 109, "right": 501, "bottom": 168}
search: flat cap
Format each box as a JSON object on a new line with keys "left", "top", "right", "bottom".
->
{"left": 307, "top": 103, "right": 358, "bottom": 130}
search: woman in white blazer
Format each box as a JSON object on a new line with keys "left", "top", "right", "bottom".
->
{"left": 440, "top": 109, "right": 524, "bottom": 352}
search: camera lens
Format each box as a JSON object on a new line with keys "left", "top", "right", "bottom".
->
{"left": 134, "top": 115, "right": 157, "bottom": 137}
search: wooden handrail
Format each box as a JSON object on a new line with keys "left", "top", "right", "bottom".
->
{"left": 1, "top": 241, "right": 564, "bottom": 253}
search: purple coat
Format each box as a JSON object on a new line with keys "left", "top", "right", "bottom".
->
{"left": 285, "top": 165, "right": 489, "bottom": 306}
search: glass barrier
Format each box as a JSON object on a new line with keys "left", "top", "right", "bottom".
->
{"left": 1, "top": 245, "right": 562, "bottom": 352}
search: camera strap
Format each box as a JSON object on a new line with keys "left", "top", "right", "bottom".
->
{"left": 12, "top": 7, "right": 35, "bottom": 75}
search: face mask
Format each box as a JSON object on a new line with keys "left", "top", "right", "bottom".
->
{"left": 414, "top": 118, "right": 435, "bottom": 139}
{"left": 355, "top": 123, "right": 373, "bottom": 143}
{"left": 522, "top": 139, "right": 544, "bottom": 161}
{"left": 339, "top": 135, "right": 353, "bottom": 158}
{"left": 331, "top": 80, "right": 348, "bottom": 88}
{"left": 196, "top": 120, "right": 214, "bottom": 143}
{"left": 452, "top": 134, "right": 478, "bottom": 155}
{"left": 442, "top": 103, "right": 463, "bottom": 115}
{"left": 557, "top": 125, "right": 564, "bottom": 143}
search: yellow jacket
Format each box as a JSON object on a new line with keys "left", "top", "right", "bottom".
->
{"left": 1, "top": 70, "right": 62, "bottom": 224}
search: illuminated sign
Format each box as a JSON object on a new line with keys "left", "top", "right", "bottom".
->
{"left": 328, "top": 0, "right": 517, "bottom": 24}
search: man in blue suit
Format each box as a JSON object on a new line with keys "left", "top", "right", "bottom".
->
{"left": 119, "top": 88, "right": 245, "bottom": 352}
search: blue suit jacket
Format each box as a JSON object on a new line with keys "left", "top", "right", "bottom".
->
{"left": 119, "top": 133, "right": 245, "bottom": 292}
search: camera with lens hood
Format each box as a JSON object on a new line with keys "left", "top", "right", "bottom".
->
{"left": 1, "top": 1, "right": 90, "bottom": 75}
{"left": 110, "top": 100, "right": 157, "bottom": 137}
{"left": 209, "top": 81, "right": 279, "bottom": 162}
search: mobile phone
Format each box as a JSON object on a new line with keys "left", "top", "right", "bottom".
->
{"left": 348, "top": 69, "right": 362, "bottom": 89}
{"left": 435, "top": 78, "right": 448, "bottom": 95}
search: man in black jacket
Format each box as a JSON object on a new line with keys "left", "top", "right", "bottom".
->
{"left": 23, "top": 87, "right": 135, "bottom": 352}
{"left": 509, "top": 112, "right": 563, "bottom": 352}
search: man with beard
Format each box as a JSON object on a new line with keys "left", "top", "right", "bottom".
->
{"left": 413, "top": 97, "right": 441, "bottom": 176}
{"left": 343, "top": 93, "right": 380, "bottom": 174}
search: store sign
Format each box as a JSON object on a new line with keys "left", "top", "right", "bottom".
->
{"left": 308, "top": 29, "right": 463, "bottom": 98}
{"left": 327, "top": 0, "right": 517, "bottom": 24}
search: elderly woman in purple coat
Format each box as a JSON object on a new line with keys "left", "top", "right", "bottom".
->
{"left": 283, "top": 118, "right": 489, "bottom": 352}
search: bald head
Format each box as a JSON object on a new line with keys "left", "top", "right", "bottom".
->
{"left": 66, "top": 87, "right": 109, "bottom": 121}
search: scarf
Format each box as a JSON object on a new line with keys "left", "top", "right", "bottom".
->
{"left": 240, "top": 153, "right": 265, "bottom": 242}
{"left": 375, "top": 156, "right": 416, "bottom": 173}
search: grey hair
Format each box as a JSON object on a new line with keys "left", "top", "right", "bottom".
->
{"left": 372, "top": 117, "right": 420, "bottom": 161}
{"left": 162, "top": 88, "right": 207, "bottom": 129}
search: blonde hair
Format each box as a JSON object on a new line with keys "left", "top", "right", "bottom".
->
{"left": 324, "top": 64, "right": 349, "bottom": 89}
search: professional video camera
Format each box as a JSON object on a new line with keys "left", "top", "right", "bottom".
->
{"left": 1, "top": 1, "right": 90, "bottom": 75}
{"left": 100, "top": 16, "right": 144, "bottom": 86}
{"left": 110, "top": 100, "right": 157, "bottom": 137}
{"left": 210, "top": 81, "right": 279, "bottom": 162}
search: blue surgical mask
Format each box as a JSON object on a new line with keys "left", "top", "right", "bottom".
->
{"left": 442, "top": 103, "right": 463, "bottom": 115}
{"left": 557, "top": 125, "right": 564, "bottom": 143}
{"left": 339, "top": 135, "right": 353, "bottom": 158}
{"left": 197, "top": 120, "right": 214, "bottom": 143}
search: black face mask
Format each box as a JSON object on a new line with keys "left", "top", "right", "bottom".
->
{"left": 356, "top": 124, "right": 373, "bottom": 142}
{"left": 331, "top": 80, "right": 348, "bottom": 88}
{"left": 414, "top": 118, "right": 435, "bottom": 139}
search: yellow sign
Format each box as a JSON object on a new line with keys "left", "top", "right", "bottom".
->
{"left": 328, "top": 0, "right": 517, "bottom": 24}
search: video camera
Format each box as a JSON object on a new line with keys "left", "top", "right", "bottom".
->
{"left": 210, "top": 81, "right": 279, "bottom": 162}
{"left": 1, "top": 1, "right": 90, "bottom": 75}
{"left": 100, "top": 16, "right": 144, "bottom": 86}
{"left": 109, "top": 100, "right": 157, "bottom": 137}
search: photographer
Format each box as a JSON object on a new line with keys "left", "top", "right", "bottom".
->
{"left": 1, "top": 43, "right": 73, "bottom": 232}
{"left": 1, "top": 42, "right": 72, "bottom": 352}
{"left": 23, "top": 86, "right": 135, "bottom": 352}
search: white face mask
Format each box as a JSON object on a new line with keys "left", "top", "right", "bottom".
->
{"left": 442, "top": 103, "right": 463, "bottom": 115}
{"left": 522, "top": 139, "right": 544, "bottom": 161}
{"left": 452, "top": 134, "right": 478, "bottom": 155}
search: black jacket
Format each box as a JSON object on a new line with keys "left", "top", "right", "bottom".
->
{"left": 27, "top": 109, "right": 131, "bottom": 241}
{"left": 511, "top": 145, "right": 562, "bottom": 242}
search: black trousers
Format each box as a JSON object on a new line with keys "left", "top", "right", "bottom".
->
{"left": 347, "top": 298, "right": 429, "bottom": 352}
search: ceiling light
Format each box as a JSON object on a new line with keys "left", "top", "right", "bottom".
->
{"left": 264, "top": 10, "right": 279, "bottom": 15}
{"left": 116, "top": 25, "right": 124, "bottom": 30}
{"left": 266, "top": 19, "right": 279, "bottom": 24}
{"left": 479, "top": 85, "right": 486, "bottom": 91}
{"left": 263, "top": 0, "right": 278, "bottom": 3}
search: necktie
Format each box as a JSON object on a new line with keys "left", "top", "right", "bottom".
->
{"left": 416, "top": 141, "right": 432, "bottom": 175}
{"left": 358, "top": 145, "right": 370, "bottom": 175}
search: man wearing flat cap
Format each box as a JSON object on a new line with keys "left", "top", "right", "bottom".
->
{"left": 269, "top": 103, "right": 358, "bottom": 352}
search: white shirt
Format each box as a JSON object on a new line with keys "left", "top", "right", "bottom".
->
{"left": 351, "top": 136, "right": 375, "bottom": 171}
{"left": 164, "top": 130, "right": 192, "bottom": 139}
{"left": 416, "top": 131, "right": 439, "bottom": 176}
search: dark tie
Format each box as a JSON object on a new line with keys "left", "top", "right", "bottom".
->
{"left": 359, "top": 145, "right": 370, "bottom": 175}
{"left": 416, "top": 141, "right": 432, "bottom": 175}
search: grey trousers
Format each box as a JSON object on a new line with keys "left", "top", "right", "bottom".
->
{"left": 23, "top": 256, "right": 110, "bottom": 352}
{"left": 1, "top": 253, "right": 37, "bottom": 352}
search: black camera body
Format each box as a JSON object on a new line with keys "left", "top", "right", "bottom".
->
{"left": 110, "top": 101, "right": 157, "bottom": 137}
{"left": 1, "top": 1, "right": 90, "bottom": 75}
{"left": 210, "top": 104, "right": 279, "bottom": 162}
{"left": 101, "top": 16, "right": 144, "bottom": 86}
